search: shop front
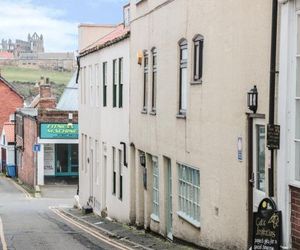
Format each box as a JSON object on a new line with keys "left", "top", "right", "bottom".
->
{"left": 37, "top": 123, "right": 79, "bottom": 185}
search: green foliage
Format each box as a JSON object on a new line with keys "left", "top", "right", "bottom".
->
{"left": 0, "top": 66, "right": 72, "bottom": 85}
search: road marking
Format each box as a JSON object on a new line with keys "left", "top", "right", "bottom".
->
{"left": 7, "top": 178, "right": 32, "bottom": 200}
{"left": 50, "top": 207, "right": 134, "bottom": 250}
{"left": 94, "top": 221, "right": 104, "bottom": 225}
{"left": 0, "top": 216, "right": 7, "bottom": 250}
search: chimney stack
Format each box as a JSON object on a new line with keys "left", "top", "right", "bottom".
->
{"left": 37, "top": 76, "right": 56, "bottom": 109}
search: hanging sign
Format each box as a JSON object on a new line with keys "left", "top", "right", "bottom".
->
{"left": 252, "top": 198, "right": 282, "bottom": 250}
{"left": 40, "top": 123, "right": 78, "bottom": 139}
{"left": 267, "top": 124, "right": 280, "bottom": 150}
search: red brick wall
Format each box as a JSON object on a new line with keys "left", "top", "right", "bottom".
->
{"left": 0, "top": 79, "right": 23, "bottom": 131}
{"left": 18, "top": 117, "right": 37, "bottom": 187}
{"left": 291, "top": 186, "right": 300, "bottom": 249}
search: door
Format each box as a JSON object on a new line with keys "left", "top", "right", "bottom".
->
{"left": 55, "top": 144, "right": 78, "bottom": 176}
{"left": 166, "top": 158, "right": 173, "bottom": 240}
{"left": 253, "top": 119, "right": 266, "bottom": 211}
{"left": 89, "top": 146, "right": 94, "bottom": 202}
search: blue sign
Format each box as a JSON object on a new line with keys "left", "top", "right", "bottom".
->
{"left": 33, "top": 144, "right": 41, "bottom": 152}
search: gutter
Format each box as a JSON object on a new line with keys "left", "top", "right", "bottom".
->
{"left": 268, "top": 0, "right": 278, "bottom": 197}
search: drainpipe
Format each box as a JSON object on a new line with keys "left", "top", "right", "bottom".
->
{"left": 268, "top": 0, "right": 278, "bottom": 198}
{"left": 76, "top": 56, "right": 81, "bottom": 84}
{"left": 14, "top": 111, "right": 17, "bottom": 177}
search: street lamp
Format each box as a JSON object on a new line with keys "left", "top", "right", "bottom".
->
{"left": 247, "top": 85, "right": 258, "bottom": 114}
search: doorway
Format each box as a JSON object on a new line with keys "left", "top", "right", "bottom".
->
{"left": 165, "top": 158, "right": 173, "bottom": 240}
{"left": 55, "top": 144, "right": 78, "bottom": 176}
{"left": 253, "top": 119, "right": 266, "bottom": 211}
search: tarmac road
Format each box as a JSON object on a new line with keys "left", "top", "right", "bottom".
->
{"left": 0, "top": 176, "right": 125, "bottom": 250}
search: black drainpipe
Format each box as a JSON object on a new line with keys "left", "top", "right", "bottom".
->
{"left": 14, "top": 111, "right": 17, "bottom": 177}
{"left": 268, "top": 0, "right": 278, "bottom": 197}
{"left": 76, "top": 56, "right": 81, "bottom": 84}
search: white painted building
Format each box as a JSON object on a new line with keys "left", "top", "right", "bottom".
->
{"left": 277, "top": 0, "right": 300, "bottom": 248}
{"left": 78, "top": 19, "right": 133, "bottom": 222}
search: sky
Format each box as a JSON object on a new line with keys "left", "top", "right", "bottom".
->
{"left": 0, "top": 0, "right": 128, "bottom": 52}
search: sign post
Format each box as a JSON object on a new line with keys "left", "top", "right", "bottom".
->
{"left": 252, "top": 198, "right": 282, "bottom": 250}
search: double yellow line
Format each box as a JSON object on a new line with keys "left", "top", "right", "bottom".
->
{"left": 7, "top": 178, "right": 32, "bottom": 200}
{"left": 50, "top": 207, "right": 134, "bottom": 250}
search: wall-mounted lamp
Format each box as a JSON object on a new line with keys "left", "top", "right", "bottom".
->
{"left": 137, "top": 50, "right": 143, "bottom": 65}
{"left": 67, "top": 113, "right": 73, "bottom": 128}
{"left": 247, "top": 85, "right": 258, "bottom": 114}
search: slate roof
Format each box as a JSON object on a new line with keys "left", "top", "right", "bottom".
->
{"left": 80, "top": 24, "right": 130, "bottom": 57}
{"left": 56, "top": 73, "right": 78, "bottom": 111}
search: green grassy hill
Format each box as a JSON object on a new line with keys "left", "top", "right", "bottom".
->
{"left": 0, "top": 66, "right": 74, "bottom": 104}
{"left": 1, "top": 66, "right": 72, "bottom": 85}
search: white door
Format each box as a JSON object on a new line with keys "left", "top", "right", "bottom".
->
{"left": 253, "top": 119, "right": 267, "bottom": 211}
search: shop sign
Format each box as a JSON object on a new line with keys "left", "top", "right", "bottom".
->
{"left": 40, "top": 123, "right": 78, "bottom": 139}
{"left": 267, "top": 124, "right": 280, "bottom": 150}
{"left": 252, "top": 198, "right": 282, "bottom": 250}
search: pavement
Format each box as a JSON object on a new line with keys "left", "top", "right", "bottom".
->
{"left": 58, "top": 208, "right": 197, "bottom": 250}
{"left": 0, "top": 176, "right": 199, "bottom": 250}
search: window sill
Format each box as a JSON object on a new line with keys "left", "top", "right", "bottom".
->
{"left": 141, "top": 109, "right": 147, "bottom": 114}
{"left": 151, "top": 213, "right": 160, "bottom": 223}
{"left": 149, "top": 110, "right": 156, "bottom": 116}
{"left": 176, "top": 113, "right": 186, "bottom": 119}
{"left": 190, "top": 79, "right": 202, "bottom": 85}
{"left": 177, "top": 211, "right": 200, "bottom": 229}
{"left": 136, "top": 0, "right": 146, "bottom": 5}
{"left": 289, "top": 180, "right": 300, "bottom": 190}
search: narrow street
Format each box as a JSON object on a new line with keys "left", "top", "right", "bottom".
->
{"left": 0, "top": 176, "right": 128, "bottom": 250}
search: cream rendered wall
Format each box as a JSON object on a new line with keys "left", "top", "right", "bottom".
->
{"left": 79, "top": 38, "right": 132, "bottom": 223}
{"left": 78, "top": 24, "right": 117, "bottom": 52}
{"left": 130, "top": 0, "right": 272, "bottom": 249}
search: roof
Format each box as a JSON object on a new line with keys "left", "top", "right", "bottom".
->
{"left": 2, "top": 122, "right": 15, "bottom": 143}
{"left": 80, "top": 24, "right": 130, "bottom": 57}
{"left": 0, "top": 51, "right": 14, "bottom": 59}
{"left": 0, "top": 75, "right": 24, "bottom": 100}
{"left": 57, "top": 73, "right": 78, "bottom": 111}
{"left": 17, "top": 107, "right": 38, "bottom": 117}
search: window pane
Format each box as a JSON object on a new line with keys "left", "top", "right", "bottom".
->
{"left": 256, "top": 125, "right": 265, "bottom": 192}
{"left": 181, "top": 67, "right": 187, "bottom": 111}
{"left": 181, "top": 47, "right": 187, "bottom": 60}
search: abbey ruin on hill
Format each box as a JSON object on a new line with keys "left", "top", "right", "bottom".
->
{"left": 0, "top": 33, "right": 74, "bottom": 72}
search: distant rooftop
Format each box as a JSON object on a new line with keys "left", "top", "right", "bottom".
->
{"left": 57, "top": 73, "right": 78, "bottom": 111}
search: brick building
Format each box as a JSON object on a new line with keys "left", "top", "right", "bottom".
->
{"left": 16, "top": 77, "right": 78, "bottom": 187}
{"left": 0, "top": 75, "right": 23, "bottom": 132}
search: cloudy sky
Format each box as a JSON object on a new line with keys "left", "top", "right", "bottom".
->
{"left": 0, "top": 0, "right": 128, "bottom": 52}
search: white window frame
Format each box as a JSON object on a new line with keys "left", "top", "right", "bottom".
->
{"left": 151, "top": 156, "right": 160, "bottom": 221}
{"left": 177, "top": 163, "right": 200, "bottom": 228}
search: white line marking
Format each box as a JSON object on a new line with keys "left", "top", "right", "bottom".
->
{"left": 50, "top": 207, "right": 133, "bottom": 250}
{"left": 94, "top": 221, "right": 104, "bottom": 225}
{"left": 0, "top": 216, "right": 7, "bottom": 250}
